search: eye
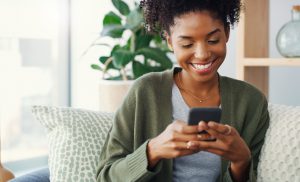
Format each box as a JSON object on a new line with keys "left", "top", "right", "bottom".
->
{"left": 181, "top": 44, "right": 193, "bottom": 48}
{"left": 208, "top": 40, "right": 220, "bottom": 45}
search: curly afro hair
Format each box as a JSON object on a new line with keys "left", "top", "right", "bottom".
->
{"left": 140, "top": 0, "right": 242, "bottom": 36}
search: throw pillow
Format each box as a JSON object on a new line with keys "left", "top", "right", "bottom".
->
{"left": 32, "top": 106, "right": 113, "bottom": 182}
{"left": 257, "top": 104, "right": 300, "bottom": 182}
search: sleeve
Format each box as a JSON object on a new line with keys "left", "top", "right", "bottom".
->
{"left": 222, "top": 96, "right": 270, "bottom": 182}
{"left": 96, "top": 84, "right": 163, "bottom": 182}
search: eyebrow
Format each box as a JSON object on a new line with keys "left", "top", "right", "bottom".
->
{"left": 178, "top": 28, "right": 221, "bottom": 40}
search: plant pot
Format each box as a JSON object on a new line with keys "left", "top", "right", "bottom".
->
{"left": 99, "top": 80, "right": 134, "bottom": 113}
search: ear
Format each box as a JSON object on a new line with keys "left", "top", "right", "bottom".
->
{"left": 165, "top": 32, "right": 174, "bottom": 51}
{"left": 225, "top": 26, "right": 230, "bottom": 43}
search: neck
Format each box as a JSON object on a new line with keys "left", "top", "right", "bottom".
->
{"left": 180, "top": 70, "right": 219, "bottom": 96}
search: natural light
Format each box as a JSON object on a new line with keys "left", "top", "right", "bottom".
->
{"left": 0, "top": 0, "right": 68, "bottom": 163}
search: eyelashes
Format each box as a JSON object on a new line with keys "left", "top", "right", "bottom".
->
{"left": 180, "top": 40, "right": 220, "bottom": 48}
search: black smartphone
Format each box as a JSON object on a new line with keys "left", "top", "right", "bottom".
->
{"left": 188, "top": 107, "right": 222, "bottom": 134}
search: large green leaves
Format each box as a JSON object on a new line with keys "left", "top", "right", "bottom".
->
{"left": 134, "top": 30, "right": 153, "bottom": 50}
{"left": 112, "top": 49, "right": 135, "bottom": 69}
{"left": 137, "top": 47, "right": 173, "bottom": 69}
{"left": 101, "top": 11, "right": 124, "bottom": 38}
{"left": 91, "top": 64, "right": 102, "bottom": 71}
{"left": 112, "top": 0, "right": 130, "bottom": 16}
{"left": 132, "top": 61, "right": 150, "bottom": 79}
{"left": 99, "top": 56, "right": 117, "bottom": 70}
{"left": 92, "top": 0, "right": 174, "bottom": 80}
{"left": 125, "top": 9, "right": 143, "bottom": 32}
{"left": 101, "top": 25, "right": 125, "bottom": 38}
{"left": 103, "top": 11, "right": 121, "bottom": 25}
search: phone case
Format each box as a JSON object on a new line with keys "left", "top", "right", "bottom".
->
{"left": 187, "top": 107, "right": 222, "bottom": 125}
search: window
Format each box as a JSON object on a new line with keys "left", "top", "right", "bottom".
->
{"left": 0, "top": 0, "right": 70, "bottom": 164}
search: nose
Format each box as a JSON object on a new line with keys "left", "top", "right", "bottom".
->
{"left": 194, "top": 44, "right": 211, "bottom": 60}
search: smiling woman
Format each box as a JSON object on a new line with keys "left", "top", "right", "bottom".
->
{"left": 96, "top": 0, "right": 270, "bottom": 182}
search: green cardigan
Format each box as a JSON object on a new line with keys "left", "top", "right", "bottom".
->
{"left": 97, "top": 68, "right": 270, "bottom": 182}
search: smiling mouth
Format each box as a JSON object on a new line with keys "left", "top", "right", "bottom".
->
{"left": 191, "top": 59, "right": 216, "bottom": 71}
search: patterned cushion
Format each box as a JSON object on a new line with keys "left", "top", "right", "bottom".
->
{"left": 32, "top": 106, "right": 113, "bottom": 182}
{"left": 257, "top": 104, "right": 300, "bottom": 182}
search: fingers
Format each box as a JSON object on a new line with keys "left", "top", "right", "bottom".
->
{"left": 167, "top": 141, "right": 199, "bottom": 152}
{"left": 198, "top": 121, "right": 209, "bottom": 132}
{"left": 172, "top": 120, "right": 199, "bottom": 134}
{"left": 197, "top": 133, "right": 216, "bottom": 141}
{"left": 168, "top": 141, "right": 189, "bottom": 150}
{"left": 207, "top": 122, "right": 234, "bottom": 136}
{"left": 204, "top": 122, "right": 237, "bottom": 141}
{"left": 204, "top": 148, "right": 227, "bottom": 157}
{"left": 170, "top": 121, "right": 217, "bottom": 142}
{"left": 170, "top": 132, "right": 199, "bottom": 142}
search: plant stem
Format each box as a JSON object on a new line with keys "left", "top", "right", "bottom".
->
{"left": 130, "top": 31, "right": 136, "bottom": 53}
{"left": 80, "top": 36, "right": 101, "bottom": 59}
{"left": 121, "top": 68, "right": 127, "bottom": 81}
{"left": 103, "top": 57, "right": 113, "bottom": 79}
{"left": 120, "top": 31, "right": 136, "bottom": 80}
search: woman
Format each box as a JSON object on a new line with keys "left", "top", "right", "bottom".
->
{"left": 97, "top": 0, "right": 269, "bottom": 181}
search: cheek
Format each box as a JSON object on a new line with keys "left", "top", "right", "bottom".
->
{"left": 213, "top": 43, "right": 227, "bottom": 58}
{"left": 173, "top": 47, "right": 193, "bottom": 65}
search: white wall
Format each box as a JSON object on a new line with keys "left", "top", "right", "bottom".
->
{"left": 218, "top": 28, "right": 237, "bottom": 79}
{"left": 71, "top": 0, "right": 113, "bottom": 110}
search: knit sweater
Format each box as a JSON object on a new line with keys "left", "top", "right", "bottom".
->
{"left": 97, "top": 67, "right": 270, "bottom": 182}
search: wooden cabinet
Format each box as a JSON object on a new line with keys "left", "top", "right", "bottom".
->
{"left": 236, "top": 0, "right": 300, "bottom": 97}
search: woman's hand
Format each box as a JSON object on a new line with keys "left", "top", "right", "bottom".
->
{"left": 196, "top": 121, "right": 251, "bottom": 182}
{"left": 147, "top": 120, "right": 202, "bottom": 168}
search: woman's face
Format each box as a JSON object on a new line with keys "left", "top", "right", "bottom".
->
{"left": 166, "top": 11, "right": 229, "bottom": 83}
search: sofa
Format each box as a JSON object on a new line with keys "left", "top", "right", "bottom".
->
{"left": 9, "top": 104, "right": 300, "bottom": 182}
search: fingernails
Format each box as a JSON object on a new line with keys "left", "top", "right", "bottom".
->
{"left": 187, "top": 141, "right": 197, "bottom": 149}
{"left": 199, "top": 121, "right": 205, "bottom": 125}
{"left": 186, "top": 141, "right": 192, "bottom": 149}
{"left": 208, "top": 122, "right": 215, "bottom": 127}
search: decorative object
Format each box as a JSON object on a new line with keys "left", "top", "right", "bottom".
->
{"left": 276, "top": 5, "right": 300, "bottom": 57}
{"left": 98, "top": 79, "right": 133, "bottom": 112}
{"left": 31, "top": 105, "right": 113, "bottom": 182}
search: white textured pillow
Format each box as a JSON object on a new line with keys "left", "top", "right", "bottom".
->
{"left": 32, "top": 106, "right": 113, "bottom": 182}
{"left": 257, "top": 104, "right": 300, "bottom": 182}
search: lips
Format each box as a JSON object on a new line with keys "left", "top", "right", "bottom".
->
{"left": 191, "top": 62, "right": 213, "bottom": 71}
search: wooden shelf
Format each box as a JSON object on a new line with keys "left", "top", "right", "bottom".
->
{"left": 243, "top": 58, "right": 300, "bottom": 67}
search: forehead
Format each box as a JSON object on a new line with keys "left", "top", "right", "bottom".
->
{"left": 170, "top": 11, "right": 224, "bottom": 37}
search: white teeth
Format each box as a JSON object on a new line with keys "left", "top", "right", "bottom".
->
{"left": 192, "top": 62, "right": 212, "bottom": 70}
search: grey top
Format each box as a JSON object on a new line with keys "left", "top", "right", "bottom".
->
{"left": 172, "top": 83, "right": 221, "bottom": 182}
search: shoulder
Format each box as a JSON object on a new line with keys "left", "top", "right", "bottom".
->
{"left": 130, "top": 69, "right": 174, "bottom": 91}
{"left": 221, "top": 76, "right": 265, "bottom": 98}
{"left": 220, "top": 76, "right": 267, "bottom": 108}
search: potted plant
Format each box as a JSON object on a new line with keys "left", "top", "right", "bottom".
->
{"left": 91, "top": 0, "right": 173, "bottom": 112}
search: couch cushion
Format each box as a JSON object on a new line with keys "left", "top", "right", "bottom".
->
{"left": 32, "top": 106, "right": 113, "bottom": 182}
{"left": 257, "top": 104, "right": 300, "bottom": 182}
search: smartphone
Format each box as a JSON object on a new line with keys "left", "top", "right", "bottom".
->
{"left": 188, "top": 107, "right": 222, "bottom": 134}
